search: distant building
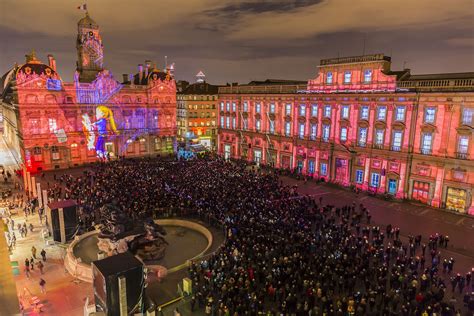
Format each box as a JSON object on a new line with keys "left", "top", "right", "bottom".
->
{"left": 177, "top": 71, "right": 219, "bottom": 149}
{"left": 218, "top": 54, "right": 474, "bottom": 214}
{"left": 0, "top": 13, "right": 177, "bottom": 171}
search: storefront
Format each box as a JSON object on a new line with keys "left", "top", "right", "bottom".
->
{"left": 335, "top": 158, "right": 348, "bottom": 184}
{"left": 412, "top": 180, "right": 430, "bottom": 204}
{"left": 445, "top": 187, "right": 468, "bottom": 213}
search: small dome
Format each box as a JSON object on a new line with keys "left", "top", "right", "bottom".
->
{"left": 78, "top": 13, "right": 98, "bottom": 29}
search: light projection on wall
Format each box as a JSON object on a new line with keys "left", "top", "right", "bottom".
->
{"left": 82, "top": 106, "right": 119, "bottom": 158}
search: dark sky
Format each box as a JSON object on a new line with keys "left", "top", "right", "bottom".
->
{"left": 1, "top": 0, "right": 473, "bottom": 85}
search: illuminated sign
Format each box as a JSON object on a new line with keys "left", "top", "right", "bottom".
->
{"left": 46, "top": 78, "right": 62, "bottom": 91}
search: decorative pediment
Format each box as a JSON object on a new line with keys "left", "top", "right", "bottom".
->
{"left": 457, "top": 125, "right": 473, "bottom": 135}
{"left": 284, "top": 115, "right": 292, "bottom": 122}
{"left": 374, "top": 121, "right": 386, "bottom": 129}
{"left": 321, "top": 117, "right": 331, "bottom": 125}
{"left": 420, "top": 123, "right": 437, "bottom": 133}
{"left": 392, "top": 121, "right": 406, "bottom": 131}
{"left": 358, "top": 120, "right": 370, "bottom": 128}
{"left": 339, "top": 119, "right": 351, "bottom": 127}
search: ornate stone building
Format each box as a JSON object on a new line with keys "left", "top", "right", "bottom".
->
{"left": 218, "top": 54, "right": 474, "bottom": 214}
{"left": 177, "top": 71, "right": 219, "bottom": 149}
{"left": 0, "top": 13, "right": 177, "bottom": 171}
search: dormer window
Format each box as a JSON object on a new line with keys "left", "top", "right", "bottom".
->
{"left": 326, "top": 72, "right": 333, "bottom": 84}
{"left": 344, "top": 71, "right": 352, "bottom": 84}
{"left": 364, "top": 69, "right": 372, "bottom": 83}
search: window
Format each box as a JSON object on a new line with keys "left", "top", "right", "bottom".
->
{"left": 324, "top": 105, "right": 331, "bottom": 118}
{"left": 30, "top": 119, "right": 40, "bottom": 134}
{"left": 458, "top": 136, "right": 469, "bottom": 153}
{"left": 299, "top": 105, "right": 306, "bottom": 116}
{"left": 322, "top": 124, "right": 330, "bottom": 142}
{"left": 358, "top": 127, "right": 367, "bottom": 147}
{"left": 311, "top": 105, "right": 318, "bottom": 117}
{"left": 341, "top": 105, "right": 349, "bottom": 119}
{"left": 308, "top": 160, "right": 315, "bottom": 174}
{"left": 462, "top": 108, "right": 473, "bottom": 125}
{"left": 243, "top": 118, "right": 248, "bottom": 130}
{"left": 51, "top": 146, "right": 60, "bottom": 160}
{"left": 232, "top": 117, "right": 236, "bottom": 129}
{"left": 226, "top": 102, "right": 230, "bottom": 111}
{"left": 377, "top": 106, "right": 387, "bottom": 121}
{"left": 269, "top": 120, "right": 275, "bottom": 134}
{"left": 392, "top": 131, "right": 403, "bottom": 151}
{"left": 424, "top": 107, "right": 436, "bottom": 123}
{"left": 370, "top": 172, "right": 380, "bottom": 188}
{"left": 255, "top": 119, "right": 261, "bottom": 131}
{"left": 226, "top": 116, "right": 230, "bottom": 129}
{"left": 220, "top": 102, "right": 224, "bottom": 111}
{"left": 48, "top": 118, "right": 58, "bottom": 133}
{"left": 375, "top": 129, "right": 384, "bottom": 146}
{"left": 255, "top": 103, "right": 261, "bottom": 114}
{"left": 326, "top": 72, "right": 333, "bottom": 84}
{"left": 285, "top": 104, "right": 292, "bottom": 116}
{"left": 220, "top": 116, "right": 224, "bottom": 128}
{"left": 395, "top": 106, "right": 406, "bottom": 121}
{"left": 285, "top": 122, "right": 291, "bottom": 136}
{"left": 360, "top": 106, "right": 369, "bottom": 120}
{"left": 310, "top": 124, "right": 317, "bottom": 140}
{"left": 344, "top": 71, "right": 352, "bottom": 84}
{"left": 364, "top": 69, "right": 372, "bottom": 83}
{"left": 320, "top": 163, "right": 328, "bottom": 176}
{"left": 421, "top": 133, "right": 432, "bottom": 154}
{"left": 243, "top": 102, "right": 249, "bottom": 112}
{"left": 33, "top": 147, "right": 42, "bottom": 161}
{"left": 355, "top": 170, "right": 364, "bottom": 184}
{"left": 340, "top": 127, "right": 347, "bottom": 142}
{"left": 154, "top": 138, "right": 161, "bottom": 151}
{"left": 269, "top": 103, "right": 275, "bottom": 114}
{"left": 299, "top": 123, "right": 305, "bottom": 139}
{"left": 139, "top": 138, "right": 146, "bottom": 152}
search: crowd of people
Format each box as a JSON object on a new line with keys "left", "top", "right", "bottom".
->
{"left": 42, "top": 156, "right": 474, "bottom": 315}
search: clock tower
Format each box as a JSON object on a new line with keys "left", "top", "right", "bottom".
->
{"left": 76, "top": 12, "right": 104, "bottom": 83}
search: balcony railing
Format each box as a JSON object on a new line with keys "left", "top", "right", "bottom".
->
{"left": 456, "top": 152, "right": 469, "bottom": 159}
{"left": 358, "top": 142, "right": 367, "bottom": 148}
{"left": 373, "top": 143, "right": 384, "bottom": 149}
{"left": 391, "top": 145, "right": 401, "bottom": 152}
{"left": 420, "top": 148, "right": 432, "bottom": 155}
{"left": 322, "top": 137, "right": 330, "bottom": 143}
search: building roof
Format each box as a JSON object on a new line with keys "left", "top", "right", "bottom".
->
{"left": 78, "top": 13, "right": 98, "bottom": 29}
{"left": 132, "top": 69, "right": 169, "bottom": 85}
{"left": 92, "top": 252, "right": 143, "bottom": 277}
{"left": 180, "top": 82, "right": 219, "bottom": 95}
{"left": 405, "top": 72, "right": 474, "bottom": 81}
{"left": 245, "top": 79, "right": 307, "bottom": 86}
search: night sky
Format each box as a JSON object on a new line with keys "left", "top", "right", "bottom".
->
{"left": 0, "top": 0, "right": 473, "bottom": 85}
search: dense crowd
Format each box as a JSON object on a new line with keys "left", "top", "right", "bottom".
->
{"left": 46, "top": 157, "right": 473, "bottom": 315}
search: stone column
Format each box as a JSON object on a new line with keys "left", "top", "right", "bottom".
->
{"left": 36, "top": 182, "right": 43, "bottom": 208}
{"left": 42, "top": 190, "right": 48, "bottom": 208}
{"left": 26, "top": 172, "right": 32, "bottom": 196}
{"left": 31, "top": 177, "right": 37, "bottom": 197}
{"left": 23, "top": 166, "right": 28, "bottom": 193}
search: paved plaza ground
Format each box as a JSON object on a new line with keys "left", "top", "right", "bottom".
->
{"left": 1, "top": 136, "right": 473, "bottom": 315}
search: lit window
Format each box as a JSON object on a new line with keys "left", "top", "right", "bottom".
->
{"left": 395, "top": 106, "right": 406, "bottom": 121}
{"left": 226, "top": 102, "right": 230, "bottom": 111}
{"left": 256, "top": 119, "right": 261, "bottom": 131}
{"left": 421, "top": 133, "right": 432, "bottom": 154}
{"left": 285, "top": 122, "right": 291, "bottom": 136}
{"left": 392, "top": 131, "right": 403, "bottom": 151}
{"left": 255, "top": 103, "right": 261, "bottom": 114}
{"left": 322, "top": 124, "right": 330, "bottom": 142}
{"left": 360, "top": 106, "right": 369, "bottom": 120}
{"left": 370, "top": 172, "right": 380, "bottom": 187}
{"left": 48, "top": 118, "right": 58, "bottom": 133}
{"left": 269, "top": 103, "right": 275, "bottom": 114}
{"left": 311, "top": 105, "right": 318, "bottom": 117}
{"left": 226, "top": 116, "right": 230, "bottom": 128}
{"left": 462, "top": 108, "right": 473, "bottom": 125}
{"left": 326, "top": 72, "right": 333, "bottom": 84}
{"left": 341, "top": 105, "right": 349, "bottom": 119}
{"left": 355, "top": 170, "right": 364, "bottom": 184}
{"left": 375, "top": 129, "right": 384, "bottom": 145}
{"left": 299, "top": 123, "right": 305, "bottom": 139}
{"left": 344, "top": 71, "right": 352, "bottom": 84}
{"left": 51, "top": 146, "right": 60, "bottom": 160}
{"left": 299, "top": 104, "right": 306, "bottom": 116}
{"left": 243, "top": 102, "right": 249, "bottom": 112}
{"left": 358, "top": 127, "right": 367, "bottom": 147}
{"left": 308, "top": 160, "right": 315, "bottom": 174}
{"left": 364, "top": 69, "right": 372, "bottom": 83}
{"left": 310, "top": 124, "right": 317, "bottom": 140}
{"left": 269, "top": 120, "right": 275, "bottom": 134}
{"left": 320, "top": 163, "right": 328, "bottom": 176}
{"left": 340, "top": 127, "right": 347, "bottom": 142}
{"left": 232, "top": 117, "right": 236, "bottom": 129}
{"left": 324, "top": 105, "right": 331, "bottom": 118}
{"left": 243, "top": 118, "right": 248, "bottom": 130}
{"left": 220, "top": 116, "right": 224, "bottom": 128}
{"left": 219, "top": 102, "right": 224, "bottom": 111}
{"left": 458, "top": 136, "right": 469, "bottom": 153}
{"left": 377, "top": 106, "right": 387, "bottom": 121}
{"left": 285, "top": 104, "right": 292, "bottom": 116}
{"left": 424, "top": 107, "right": 436, "bottom": 123}
{"left": 30, "top": 119, "right": 40, "bottom": 134}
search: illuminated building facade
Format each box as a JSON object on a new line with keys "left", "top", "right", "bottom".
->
{"left": 0, "top": 13, "right": 176, "bottom": 171}
{"left": 177, "top": 71, "right": 219, "bottom": 149}
{"left": 218, "top": 54, "right": 474, "bottom": 214}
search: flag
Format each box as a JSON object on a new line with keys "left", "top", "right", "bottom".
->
{"left": 77, "top": 4, "right": 87, "bottom": 11}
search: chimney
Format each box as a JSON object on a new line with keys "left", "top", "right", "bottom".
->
{"left": 47, "top": 54, "right": 56, "bottom": 71}
{"left": 122, "top": 74, "right": 128, "bottom": 83}
{"left": 138, "top": 64, "right": 144, "bottom": 83}
{"left": 145, "top": 60, "right": 151, "bottom": 77}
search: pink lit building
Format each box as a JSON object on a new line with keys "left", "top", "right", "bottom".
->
{"left": 0, "top": 13, "right": 177, "bottom": 171}
{"left": 218, "top": 54, "right": 474, "bottom": 214}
